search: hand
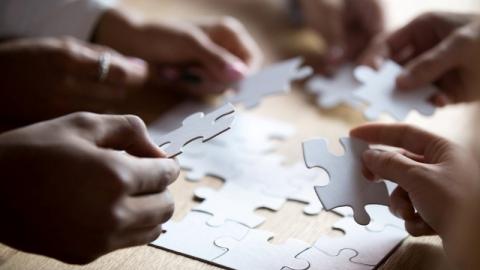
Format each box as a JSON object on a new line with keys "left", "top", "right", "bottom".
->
{"left": 350, "top": 124, "right": 480, "bottom": 263}
{"left": 0, "top": 112, "right": 179, "bottom": 264}
{"left": 0, "top": 38, "right": 148, "bottom": 123}
{"left": 299, "top": 0, "right": 384, "bottom": 69}
{"left": 360, "top": 12, "right": 480, "bottom": 106}
{"left": 94, "top": 10, "right": 262, "bottom": 95}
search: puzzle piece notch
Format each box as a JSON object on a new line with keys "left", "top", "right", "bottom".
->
{"left": 227, "top": 57, "right": 313, "bottom": 108}
{"left": 306, "top": 65, "right": 362, "bottom": 109}
{"left": 303, "top": 137, "right": 390, "bottom": 225}
{"left": 193, "top": 182, "right": 285, "bottom": 228}
{"left": 156, "top": 103, "right": 236, "bottom": 157}
{"left": 150, "top": 211, "right": 249, "bottom": 261}
{"left": 335, "top": 205, "right": 405, "bottom": 232}
{"left": 314, "top": 217, "right": 408, "bottom": 266}
{"left": 293, "top": 248, "right": 373, "bottom": 270}
{"left": 214, "top": 229, "right": 310, "bottom": 270}
{"left": 353, "top": 60, "right": 436, "bottom": 121}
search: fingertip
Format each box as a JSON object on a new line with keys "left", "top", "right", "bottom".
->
{"left": 224, "top": 61, "right": 248, "bottom": 81}
{"left": 396, "top": 70, "right": 415, "bottom": 90}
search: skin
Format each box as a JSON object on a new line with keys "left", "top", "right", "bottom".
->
{"left": 361, "top": 12, "right": 480, "bottom": 106}
{"left": 94, "top": 10, "right": 262, "bottom": 95}
{"left": 351, "top": 123, "right": 480, "bottom": 270}
{"left": 0, "top": 112, "right": 180, "bottom": 264}
{"left": 299, "top": 0, "right": 384, "bottom": 70}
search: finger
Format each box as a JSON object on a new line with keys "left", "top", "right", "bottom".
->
{"left": 361, "top": 149, "right": 425, "bottom": 191}
{"left": 65, "top": 41, "right": 148, "bottom": 88}
{"left": 124, "top": 191, "right": 175, "bottom": 228}
{"left": 113, "top": 225, "right": 163, "bottom": 249}
{"left": 405, "top": 214, "right": 436, "bottom": 236}
{"left": 396, "top": 36, "right": 459, "bottom": 90}
{"left": 117, "top": 155, "right": 179, "bottom": 195}
{"left": 350, "top": 123, "right": 443, "bottom": 155}
{"left": 73, "top": 113, "right": 164, "bottom": 158}
{"left": 201, "top": 17, "right": 263, "bottom": 70}
{"left": 357, "top": 33, "right": 389, "bottom": 69}
{"left": 390, "top": 187, "right": 416, "bottom": 220}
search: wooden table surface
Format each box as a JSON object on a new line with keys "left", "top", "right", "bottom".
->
{"left": 1, "top": 0, "right": 480, "bottom": 269}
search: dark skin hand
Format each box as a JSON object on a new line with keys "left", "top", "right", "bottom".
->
{"left": 0, "top": 112, "right": 179, "bottom": 264}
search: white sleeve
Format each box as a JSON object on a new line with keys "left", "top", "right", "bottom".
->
{"left": 0, "top": 0, "right": 117, "bottom": 41}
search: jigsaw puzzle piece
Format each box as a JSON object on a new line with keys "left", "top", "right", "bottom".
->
{"left": 314, "top": 217, "right": 408, "bottom": 266}
{"left": 335, "top": 205, "right": 405, "bottom": 232}
{"left": 353, "top": 60, "right": 436, "bottom": 121}
{"left": 150, "top": 211, "right": 249, "bottom": 261}
{"left": 214, "top": 229, "right": 310, "bottom": 270}
{"left": 302, "top": 137, "right": 390, "bottom": 225}
{"left": 293, "top": 248, "right": 373, "bottom": 270}
{"left": 227, "top": 57, "right": 313, "bottom": 108}
{"left": 306, "top": 65, "right": 362, "bottom": 109}
{"left": 193, "top": 182, "right": 285, "bottom": 228}
{"left": 156, "top": 103, "right": 236, "bottom": 157}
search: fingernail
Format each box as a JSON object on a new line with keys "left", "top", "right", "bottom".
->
{"left": 130, "top": 57, "right": 147, "bottom": 69}
{"left": 363, "top": 149, "right": 381, "bottom": 164}
{"left": 225, "top": 61, "right": 248, "bottom": 81}
{"left": 326, "top": 46, "right": 345, "bottom": 64}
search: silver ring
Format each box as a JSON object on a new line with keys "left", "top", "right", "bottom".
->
{"left": 98, "top": 52, "right": 112, "bottom": 82}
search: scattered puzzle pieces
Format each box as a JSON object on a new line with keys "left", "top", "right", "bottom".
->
{"left": 155, "top": 103, "right": 236, "bottom": 157}
{"left": 214, "top": 229, "right": 310, "bottom": 270}
{"left": 193, "top": 182, "right": 285, "bottom": 228}
{"left": 150, "top": 212, "right": 249, "bottom": 261}
{"left": 314, "top": 217, "right": 408, "bottom": 266}
{"left": 302, "top": 137, "right": 390, "bottom": 225}
{"left": 227, "top": 57, "right": 312, "bottom": 108}
{"left": 294, "top": 248, "right": 373, "bottom": 270}
{"left": 353, "top": 60, "right": 436, "bottom": 121}
{"left": 306, "top": 65, "right": 362, "bottom": 109}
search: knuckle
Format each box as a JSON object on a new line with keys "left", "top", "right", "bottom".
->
{"left": 161, "top": 161, "right": 180, "bottom": 185}
{"left": 104, "top": 205, "right": 129, "bottom": 231}
{"left": 217, "top": 16, "right": 243, "bottom": 31}
{"left": 68, "top": 112, "right": 100, "bottom": 130}
{"left": 159, "top": 192, "right": 175, "bottom": 223}
{"left": 121, "top": 114, "right": 147, "bottom": 138}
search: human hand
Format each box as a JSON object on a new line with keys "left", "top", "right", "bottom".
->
{"left": 299, "top": 0, "right": 384, "bottom": 70}
{"left": 0, "top": 112, "right": 179, "bottom": 264}
{"left": 350, "top": 123, "right": 480, "bottom": 241}
{"left": 0, "top": 37, "right": 148, "bottom": 123}
{"left": 360, "top": 13, "right": 480, "bottom": 106}
{"left": 94, "top": 10, "right": 262, "bottom": 95}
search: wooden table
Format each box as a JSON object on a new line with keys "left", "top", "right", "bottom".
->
{"left": 1, "top": 0, "right": 480, "bottom": 269}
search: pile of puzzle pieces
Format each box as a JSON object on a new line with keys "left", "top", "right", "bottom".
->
{"left": 144, "top": 57, "right": 439, "bottom": 269}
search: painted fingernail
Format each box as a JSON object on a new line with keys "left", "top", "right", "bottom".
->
{"left": 225, "top": 61, "right": 248, "bottom": 81}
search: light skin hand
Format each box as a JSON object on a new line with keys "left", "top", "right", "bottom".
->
{"left": 360, "top": 12, "right": 480, "bottom": 106}
{"left": 0, "top": 37, "right": 148, "bottom": 123}
{"left": 350, "top": 123, "right": 480, "bottom": 267}
{"left": 299, "top": 0, "right": 384, "bottom": 70}
{"left": 94, "top": 10, "right": 262, "bottom": 95}
{"left": 0, "top": 112, "right": 179, "bottom": 264}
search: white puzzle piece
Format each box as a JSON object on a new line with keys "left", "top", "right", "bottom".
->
{"left": 353, "top": 60, "right": 436, "bottom": 121}
{"left": 302, "top": 137, "right": 390, "bottom": 225}
{"left": 227, "top": 57, "right": 313, "bottom": 108}
{"left": 150, "top": 212, "right": 249, "bottom": 261}
{"left": 294, "top": 248, "right": 373, "bottom": 270}
{"left": 193, "top": 182, "right": 285, "bottom": 228}
{"left": 335, "top": 205, "right": 405, "bottom": 232}
{"left": 314, "top": 217, "right": 408, "bottom": 266}
{"left": 214, "top": 229, "right": 310, "bottom": 270}
{"left": 155, "top": 103, "right": 236, "bottom": 157}
{"left": 306, "top": 65, "right": 362, "bottom": 109}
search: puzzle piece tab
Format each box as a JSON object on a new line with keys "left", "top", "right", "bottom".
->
{"left": 353, "top": 60, "right": 436, "bottom": 121}
{"left": 302, "top": 137, "right": 390, "bottom": 225}
{"left": 214, "top": 229, "right": 310, "bottom": 270}
{"left": 227, "top": 57, "right": 312, "bottom": 108}
{"left": 314, "top": 217, "right": 408, "bottom": 266}
{"left": 155, "top": 103, "right": 235, "bottom": 157}
{"left": 294, "top": 248, "right": 373, "bottom": 270}
{"left": 193, "top": 182, "right": 285, "bottom": 228}
{"left": 150, "top": 211, "right": 249, "bottom": 261}
{"left": 307, "top": 65, "right": 362, "bottom": 109}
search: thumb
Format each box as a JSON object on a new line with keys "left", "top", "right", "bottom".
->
{"left": 396, "top": 36, "right": 459, "bottom": 90}
{"left": 362, "top": 149, "right": 425, "bottom": 192}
